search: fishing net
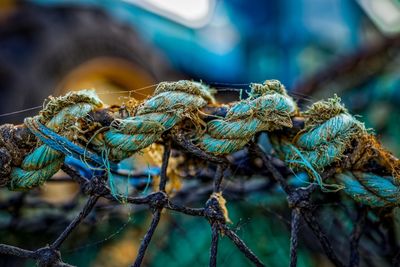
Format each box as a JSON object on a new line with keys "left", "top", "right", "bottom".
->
{"left": 0, "top": 78, "right": 399, "bottom": 267}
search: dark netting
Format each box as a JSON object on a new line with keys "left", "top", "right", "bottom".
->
{"left": 0, "top": 134, "right": 398, "bottom": 267}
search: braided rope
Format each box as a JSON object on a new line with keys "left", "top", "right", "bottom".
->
{"left": 0, "top": 80, "right": 399, "bottom": 207}
{"left": 96, "top": 80, "right": 214, "bottom": 161}
{"left": 336, "top": 171, "right": 400, "bottom": 207}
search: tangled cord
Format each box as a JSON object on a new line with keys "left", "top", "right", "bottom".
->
{"left": 0, "top": 80, "right": 399, "bottom": 206}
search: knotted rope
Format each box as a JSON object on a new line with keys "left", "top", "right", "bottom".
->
{"left": 273, "top": 96, "right": 365, "bottom": 170}
{"left": 271, "top": 96, "right": 367, "bottom": 189}
{"left": 273, "top": 96, "right": 400, "bottom": 205}
{"left": 198, "top": 80, "right": 297, "bottom": 155}
{"left": 9, "top": 90, "right": 103, "bottom": 190}
{"left": 0, "top": 124, "right": 35, "bottom": 187}
{"left": 0, "top": 80, "right": 399, "bottom": 208}
{"left": 94, "top": 80, "right": 214, "bottom": 161}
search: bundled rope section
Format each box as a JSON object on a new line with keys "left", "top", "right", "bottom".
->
{"left": 0, "top": 80, "right": 399, "bottom": 207}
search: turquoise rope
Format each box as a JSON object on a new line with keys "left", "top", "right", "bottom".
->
{"left": 335, "top": 171, "right": 400, "bottom": 207}
{"left": 2, "top": 80, "right": 399, "bottom": 209}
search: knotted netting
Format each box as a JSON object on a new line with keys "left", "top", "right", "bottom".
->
{"left": 0, "top": 80, "right": 399, "bottom": 267}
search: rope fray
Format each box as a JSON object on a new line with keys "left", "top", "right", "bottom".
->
{"left": 0, "top": 80, "right": 399, "bottom": 207}
{"left": 272, "top": 95, "right": 400, "bottom": 205}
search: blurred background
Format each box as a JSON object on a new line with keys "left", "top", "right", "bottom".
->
{"left": 0, "top": 0, "right": 399, "bottom": 266}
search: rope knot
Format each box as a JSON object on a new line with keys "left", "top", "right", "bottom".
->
{"left": 287, "top": 188, "right": 312, "bottom": 209}
{"left": 101, "top": 81, "right": 214, "bottom": 161}
{"left": 147, "top": 191, "right": 168, "bottom": 210}
{"left": 39, "top": 90, "right": 102, "bottom": 131}
{"left": 303, "top": 95, "right": 347, "bottom": 129}
{"left": 82, "top": 176, "right": 108, "bottom": 196}
{"left": 285, "top": 97, "right": 366, "bottom": 171}
{"left": 271, "top": 96, "right": 368, "bottom": 191}
{"left": 34, "top": 246, "right": 63, "bottom": 267}
{"left": 199, "top": 80, "right": 297, "bottom": 155}
{"left": 9, "top": 90, "right": 103, "bottom": 190}
{"left": 205, "top": 192, "right": 231, "bottom": 224}
{"left": 249, "top": 79, "right": 286, "bottom": 97}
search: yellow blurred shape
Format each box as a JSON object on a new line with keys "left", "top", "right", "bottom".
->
{"left": 55, "top": 57, "right": 155, "bottom": 105}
